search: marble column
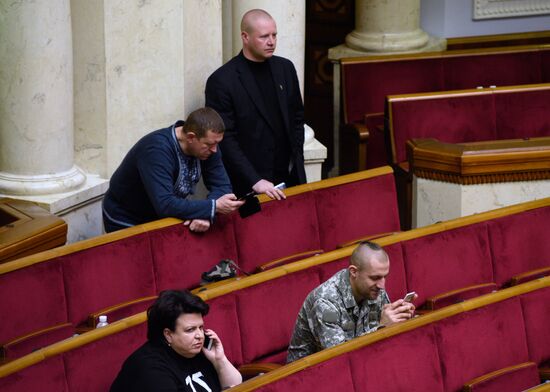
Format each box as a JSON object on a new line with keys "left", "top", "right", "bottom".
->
{"left": 328, "top": 0, "right": 446, "bottom": 176}
{"left": 346, "top": 0, "right": 429, "bottom": 52}
{"left": 0, "top": 0, "right": 85, "bottom": 195}
{"left": 228, "top": 0, "right": 327, "bottom": 182}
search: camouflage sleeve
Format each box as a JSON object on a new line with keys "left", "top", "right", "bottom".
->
{"left": 309, "top": 298, "right": 347, "bottom": 350}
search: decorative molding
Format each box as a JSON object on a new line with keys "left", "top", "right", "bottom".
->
{"left": 473, "top": 0, "right": 550, "bottom": 20}
{"left": 413, "top": 168, "right": 550, "bottom": 185}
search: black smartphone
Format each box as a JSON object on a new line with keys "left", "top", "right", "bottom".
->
{"left": 204, "top": 334, "right": 213, "bottom": 350}
{"left": 237, "top": 190, "right": 256, "bottom": 201}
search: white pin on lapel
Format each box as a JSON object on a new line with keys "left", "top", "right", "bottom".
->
{"left": 280, "top": 84, "right": 283, "bottom": 90}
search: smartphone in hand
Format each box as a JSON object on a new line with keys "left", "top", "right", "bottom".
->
{"left": 204, "top": 334, "right": 213, "bottom": 350}
{"left": 403, "top": 291, "right": 416, "bottom": 303}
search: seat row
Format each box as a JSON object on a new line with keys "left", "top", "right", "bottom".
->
{"left": 0, "top": 167, "right": 400, "bottom": 353}
{"left": 339, "top": 43, "right": 550, "bottom": 172}
{"left": 231, "top": 277, "right": 550, "bottom": 392}
{"left": 1, "top": 197, "right": 549, "bottom": 390}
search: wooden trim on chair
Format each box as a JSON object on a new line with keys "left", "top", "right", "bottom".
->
{"left": 0, "top": 323, "right": 73, "bottom": 361}
{"left": 87, "top": 295, "right": 159, "bottom": 328}
{"left": 239, "top": 363, "right": 282, "bottom": 379}
{"left": 424, "top": 283, "right": 498, "bottom": 311}
{"left": 510, "top": 267, "right": 550, "bottom": 286}
{"left": 462, "top": 361, "right": 537, "bottom": 392}
{"left": 539, "top": 366, "right": 550, "bottom": 382}
{"left": 255, "top": 250, "right": 324, "bottom": 272}
{"left": 336, "top": 232, "right": 400, "bottom": 249}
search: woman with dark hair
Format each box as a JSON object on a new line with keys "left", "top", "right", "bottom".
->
{"left": 110, "top": 290, "right": 242, "bottom": 391}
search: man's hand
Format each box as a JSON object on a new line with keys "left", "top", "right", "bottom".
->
{"left": 184, "top": 219, "right": 211, "bottom": 233}
{"left": 215, "top": 194, "right": 244, "bottom": 214}
{"left": 252, "top": 179, "right": 286, "bottom": 200}
{"left": 379, "top": 299, "right": 415, "bottom": 327}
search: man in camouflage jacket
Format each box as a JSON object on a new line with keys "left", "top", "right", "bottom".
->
{"left": 287, "top": 241, "right": 416, "bottom": 363}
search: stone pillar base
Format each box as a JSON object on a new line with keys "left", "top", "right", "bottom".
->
{"left": 412, "top": 176, "right": 550, "bottom": 228}
{"left": 346, "top": 28, "right": 429, "bottom": 52}
{"left": 0, "top": 166, "right": 86, "bottom": 196}
{"left": 1, "top": 175, "right": 109, "bottom": 243}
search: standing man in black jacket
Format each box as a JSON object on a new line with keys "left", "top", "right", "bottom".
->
{"left": 205, "top": 9, "right": 306, "bottom": 200}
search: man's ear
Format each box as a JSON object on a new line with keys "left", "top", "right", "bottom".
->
{"left": 348, "top": 264, "right": 358, "bottom": 279}
{"left": 186, "top": 132, "right": 197, "bottom": 143}
{"left": 241, "top": 31, "right": 248, "bottom": 43}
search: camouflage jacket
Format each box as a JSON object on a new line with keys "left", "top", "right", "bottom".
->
{"left": 286, "top": 269, "right": 390, "bottom": 363}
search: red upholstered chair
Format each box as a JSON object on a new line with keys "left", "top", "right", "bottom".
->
{"left": 462, "top": 362, "right": 540, "bottom": 392}
{"left": 64, "top": 322, "right": 146, "bottom": 392}
{"left": 443, "top": 51, "right": 542, "bottom": 90}
{"left": 487, "top": 207, "right": 550, "bottom": 287}
{"left": 435, "top": 297, "right": 530, "bottom": 392}
{"left": 0, "top": 355, "right": 68, "bottom": 391}
{"left": 0, "top": 323, "right": 73, "bottom": 361}
{"left": 388, "top": 91, "right": 497, "bottom": 165}
{"left": 401, "top": 223, "right": 495, "bottom": 308}
{"left": 252, "top": 354, "right": 355, "bottom": 392}
{"left": 0, "top": 259, "right": 68, "bottom": 346}
{"left": 150, "top": 214, "right": 239, "bottom": 290}
{"left": 316, "top": 257, "right": 350, "bottom": 283}
{"left": 494, "top": 88, "right": 550, "bottom": 140}
{"left": 236, "top": 269, "right": 321, "bottom": 366}
{"left": 233, "top": 192, "right": 321, "bottom": 274}
{"left": 349, "top": 325, "right": 445, "bottom": 392}
{"left": 62, "top": 232, "right": 157, "bottom": 328}
{"left": 203, "top": 294, "right": 243, "bottom": 367}
{"left": 315, "top": 172, "right": 400, "bottom": 251}
{"left": 520, "top": 287, "right": 550, "bottom": 381}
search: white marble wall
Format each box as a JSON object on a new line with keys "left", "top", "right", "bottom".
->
{"left": 413, "top": 176, "right": 550, "bottom": 228}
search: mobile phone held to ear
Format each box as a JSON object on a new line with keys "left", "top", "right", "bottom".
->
{"left": 204, "top": 334, "right": 213, "bottom": 350}
{"left": 403, "top": 291, "right": 416, "bottom": 303}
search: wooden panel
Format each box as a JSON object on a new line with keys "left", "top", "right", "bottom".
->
{"left": 0, "top": 199, "right": 67, "bottom": 263}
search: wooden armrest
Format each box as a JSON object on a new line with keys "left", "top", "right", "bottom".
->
{"left": 463, "top": 362, "right": 538, "bottom": 392}
{"left": 510, "top": 266, "right": 550, "bottom": 286}
{"left": 87, "top": 295, "right": 158, "bottom": 328}
{"left": 0, "top": 322, "right": 73, "bottom": 361}
{"left": 239, "top": 363, "right": 282, "bottom": 379}
{"left": 336, "top": 232, "right": 400, "bottom": 249}
{"left": 193, "top": 277, "right": 242, "bottom": 293}
{"left": 425, "top": 283, "right": 497, "bottom": 311}
{"left": 256, "top": 249, "right": 324, "bottom": 272}
{"left": 343, "top": 122, "right": 370, "bottom": 142}
{"left": 540, "top": 366, "right": 550, "bottom": 381}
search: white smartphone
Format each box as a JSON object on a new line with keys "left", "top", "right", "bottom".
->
{"left": 403, "top": 291, "right": 416, "bottom": 302}
{"left": 274, "top": 182, "right": 286, "bottom": 190}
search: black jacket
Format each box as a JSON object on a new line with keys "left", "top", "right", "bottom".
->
{"left": 205, "top": 52, "right": 306, "bottom": 196}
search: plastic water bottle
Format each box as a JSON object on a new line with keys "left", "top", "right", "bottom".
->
{"left": 96, "top": 315, "right": 109, "bottom": 328}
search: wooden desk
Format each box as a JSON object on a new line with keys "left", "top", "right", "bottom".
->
{"left": 0, "top": 199, "right": 67, "bottom": 263}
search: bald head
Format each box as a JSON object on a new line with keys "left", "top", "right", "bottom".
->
{"left": 350, "top": 241, "right": 389, "bottom": 270}
{"left": 241, "top": 9, "right": 274, "bottom": 34}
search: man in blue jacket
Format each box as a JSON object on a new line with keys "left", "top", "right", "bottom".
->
{"left": 103, "top": 107, "right": 243, "bottom": 233}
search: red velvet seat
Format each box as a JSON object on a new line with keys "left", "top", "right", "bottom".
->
{"left": 149, "top": 214, "right": 239, "bottom": 289}
{"left": 349, "top": 325, "right": 445, "bottom": 392}
{"left": 520, "top": 287, "right": 550, "bottom": 375}
{"left": 62, "top": 232, "right": 157, "bottom": 327}
{"left": 488, "top": 207, "right": 550, "bottom": 287}
{"left": 0, "top": 259, "right": 68, "bottom": 345}
{"left": 233, "top": 192, "right": 320, "bottom": 274}
{"left": 435, "top": 298, "right": 530, "bottom": 392}
{"left": 401, "top": 223, "right": 494, "bottom": 307}
{"left": 0, "top": 356, "right": 68, "bottom": 391}
{"left": 314, "top": 172, "right": 400, "bottom": 251}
